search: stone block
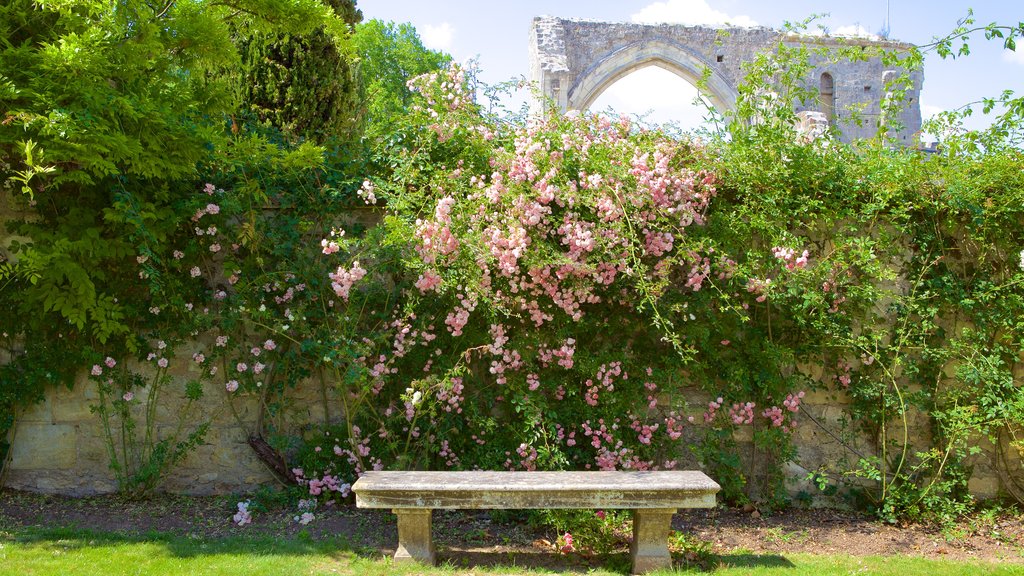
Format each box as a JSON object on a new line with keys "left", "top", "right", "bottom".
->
{"left": 51, "top": 390, "right": 94, "bottom": 422}
{"left": 77, "top": 433, "right": 113, "bottom": 467}
{"left": 16, "top": 392, "right": 54, "bottom": 424}
{"left": 8, "top": 423, "right": 77, "bottom": 469}
{"left": 732, "top": 426, "right": 753, "bottom": 442}
{"left": 968, "top": 476, "right": 1000, "bottom": 498}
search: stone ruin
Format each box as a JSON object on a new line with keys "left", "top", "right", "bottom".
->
{"left": 529, "top": 16, "right": 924, "bottom": 144}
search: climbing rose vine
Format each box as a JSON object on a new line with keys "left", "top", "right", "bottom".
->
{"left": 294, "top": 65, "right": 805, "bottom": 498}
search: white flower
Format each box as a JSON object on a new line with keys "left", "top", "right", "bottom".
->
{"left": 1019, "top": 249, "right": 1024, "bottom": 271}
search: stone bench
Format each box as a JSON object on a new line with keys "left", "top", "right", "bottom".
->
{"left": 352, "top": 470, "right": 720, "bottom": 574}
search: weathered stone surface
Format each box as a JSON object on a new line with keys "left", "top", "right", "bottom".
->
{"left": 8, "top": 423, "right": 77, "bottom": 469}
{"left": 2, "top": 350, "right": 1017, "bottom": 504}
{"left": 356, "top": 473, "right": 704, "bottom": 574}
{"left": 631, "top": 508, "right": 676, "bottom": 574}
{"left": 393, "top": 508, "right": 436, "bottom": 565}
{"left": 529, "top": 17, "right": 923, "bottom": 145}
{"left": 353, "top": 471, "right": 719, "bottom": 509}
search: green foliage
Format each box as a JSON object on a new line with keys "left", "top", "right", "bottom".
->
{"left": 235, "top": 0, "right": 364, "bottom": 143}
{"left": 0, "top": 0, "right": 347, "bottom": 344}
{"left": 697, "top": 17, "right": 1024, "bottom": 519}
{"left": 89, "top": 360, "right": 209, "bottom": 497}
{"left": 0, "top": 338, "right": 82, "bottom": 483}
{"left": 668, "top": 530, "right": 716, "bottom": 570}
{"left": 353, "top": 20, "right": 452, "bottom": 144}
{"left": 538, "top": 508, "right": 630, "bottom": 556}
{"left": 0, "top": 0, "right": 352, "bottom": 491}
{"left": 2, "top": 4, "right": 1023, "bottom": 530}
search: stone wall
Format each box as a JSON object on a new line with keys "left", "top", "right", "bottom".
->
{"left": 4, "top": 361, "right": 1020, "bottom": 502}
{"left": 4, "top": 358, "right": 297, "bottom": 495}
{"left": 0, "top": 21, "right": 1011, "bottom": 503}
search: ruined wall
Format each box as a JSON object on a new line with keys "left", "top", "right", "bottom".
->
{"left": 5, "top": 361, "right": 1020, "bottom": 502}
{"left": 2, "top": 357, "right": 322, "bottom": 495}
{"left": 529, "top": 17, "right": 923, "bottom": 145}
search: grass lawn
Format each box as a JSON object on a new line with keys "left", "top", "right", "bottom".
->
{"left": 1, "top": 527, "right": 1022, "bottom": 576}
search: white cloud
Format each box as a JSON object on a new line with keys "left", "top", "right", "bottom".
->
{"left": 1003, "top": 47, "right": 1024, "bottom": 66}
{"left": 631, "top": 0, "right": 757, "bottom": 27}
{"left": 420, "top": 22, "right": 454, "bottom": 52}
{"left": 831, "top": 24, "right": 879, "bottom": 40}
{"left": 921, "top": 104, "right": 945, "bottom": 120}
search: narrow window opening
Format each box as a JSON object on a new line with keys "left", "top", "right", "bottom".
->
{"left": 864, "top": 85, "right": 871, "bottom": 92}
{"left": 716, "top": 55, "right": 724, "bottom": 63}
{"left": 819, "top": 72, "right": 835, "bottom": 123}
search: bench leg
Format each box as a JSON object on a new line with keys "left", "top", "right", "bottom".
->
{"left": 630, "top": 508, "right": 676, "bottom": 574}
{"left": 392, "top": 508, "right": 436, "bottom": 565}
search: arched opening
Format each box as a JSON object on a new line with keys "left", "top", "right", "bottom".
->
{"left": 820, "top": 73, "right": 835, "bottom": 123}
{"left": 589, "top": 65, "right": 715, "bottom": 131}
{"left": 566, "top": 40, "right": 738, "bottom": 121}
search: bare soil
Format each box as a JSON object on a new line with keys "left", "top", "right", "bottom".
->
{"left": 1, "top": 489, "right": 1022, "bottom": 569}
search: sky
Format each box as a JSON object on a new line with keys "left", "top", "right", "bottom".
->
{"left": 359, "top": 1, "right": 1023, "bottom": 133}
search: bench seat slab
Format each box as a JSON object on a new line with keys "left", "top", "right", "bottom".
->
{"left": 354, "top": 471, "right": 719, "bottom": 509}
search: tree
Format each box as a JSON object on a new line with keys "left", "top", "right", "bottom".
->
{"left": 235, "top": 0, "right": 364, "bottom": 143}
{"left": 353, "top": 20, "right": 452, "bottom": 144}
{"left": 0, "top": 0, "right": 359, "bottom": 490}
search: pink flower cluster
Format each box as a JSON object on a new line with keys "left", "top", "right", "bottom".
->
{"left": 629, "top": 418, "right": 660, "bottom": 445}
{"left": 439, "top": 440, "right": 460, "bottom": 467}
{"left": 414, "top": 269, "right": 442, "bottom": 293}
{"left": 414, "top": 219, "right": 459, "bottom": 264}
{"left": 321, "top": 238, "right": 340, "bottom": 254}
{"left": 306, "top": 474, "right": 351, "bottom": 498}
{"left": 192, "top": 202, "right": 221, "bottom": 222}
{"left": 444, "top": 305, "right": 471, "bottom": 336}
{"left": 557, "top": 532, "right": 575, "bottom": 554}
{"left": 729, "top": 402, "right": 756, "bottom": 425}
{"left": 395, "top": 99, "right": 721, "bottom": 359}
{"left": 538, "top": 338, "right": 576, "bottom": 369}
{"left": 435, "top": 377, "right": 464, "bottom": 413}
{"left": 837, "top": 360, "right": 852, "bottom": 387}
{"left": 664, "top": 412, "right": 686, "bottom": 440}
{"left": 329, "top": 262, "right": 367, "bottom": 301}
{"left": 644, "top": 230, "right": 674, "bottom": 257}
{"left": 783, "top": 391, "right": 805, "bottom": 412}
{"left": 763, "top": 406, "right": 785, "bottom": 427}
{"left": 503, "top": 443, "right": 538, "bottom": 471}
{"left": 772, "top": 246, "right": 809, "bottom": 270}
{"left": 233, "top": 501, "right": 252, "bottom": 526}
{"left": 358, "top": 179, "right": 378, "bottom": 204}
{"left": 746, "top": 277, "right": 771, "bottom": 303}
{"left": 704, "top": 397, "right": 724, "bottom": 423}
{"left": 763, "top": 391, "right": 806, "bottom": 431}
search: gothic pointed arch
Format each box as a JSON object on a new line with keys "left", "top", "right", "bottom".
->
{"left": 567, "top": 39, "right": 738, "bottom": 114}
{"left": 528, "top": 16, "right": 923, "bottom": 144}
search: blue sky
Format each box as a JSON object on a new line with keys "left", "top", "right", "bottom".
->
{"left": 361, "top": 1, "right": 1023, "bottom": 131}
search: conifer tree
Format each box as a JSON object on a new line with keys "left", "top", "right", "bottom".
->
{"left": 235, "top": 0, "right": 364, "bottom": 143}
